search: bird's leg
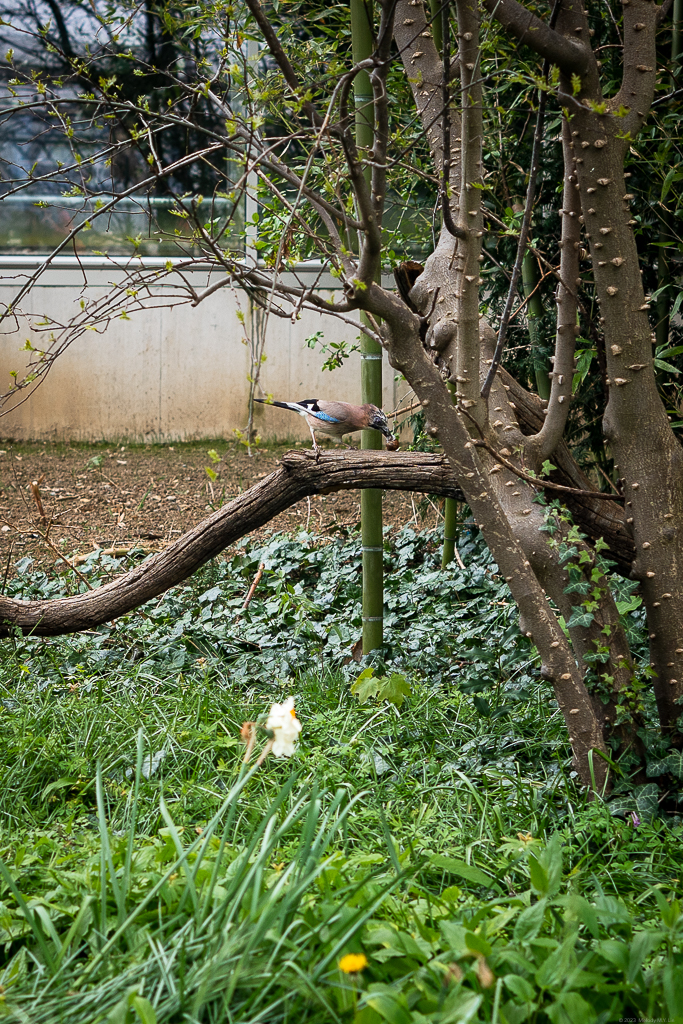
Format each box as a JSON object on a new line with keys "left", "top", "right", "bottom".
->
{"left": 308, "top": 422, "right": 321, "bottom": 462}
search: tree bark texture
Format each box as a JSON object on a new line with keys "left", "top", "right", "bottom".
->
{"left": 374, "top": 0, "right": 667, "bottom": 787}
{"left": 560, "top": 1, "right": 683, "bottom": 739}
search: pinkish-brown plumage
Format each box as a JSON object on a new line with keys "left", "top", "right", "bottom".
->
{"left": 254, "top": 398, "right": 395, "bottom": 457}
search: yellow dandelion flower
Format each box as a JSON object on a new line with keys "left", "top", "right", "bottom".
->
{"left": 338, "top": 953, "right": 368, "bottom": 974}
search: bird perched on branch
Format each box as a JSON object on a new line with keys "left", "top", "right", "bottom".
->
{"left": 254, "top": 398, "right": 397, "bottom": 458}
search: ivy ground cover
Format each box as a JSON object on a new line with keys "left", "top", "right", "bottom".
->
{"left": 0, "top": 527, "right": 682, "bottom": 1022}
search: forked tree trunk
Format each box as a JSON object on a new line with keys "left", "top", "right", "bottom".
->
{"left": 374, "top": 0, "right": 679, "bottom": 787}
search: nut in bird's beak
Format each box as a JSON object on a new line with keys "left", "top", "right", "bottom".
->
{"left": 386, "top": 436, "right": 400, "bottom": 451}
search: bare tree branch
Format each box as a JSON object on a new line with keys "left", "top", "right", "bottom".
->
{"left": 481, "top": 0, "right": 562, "bottom": 402}
{"left": 243, "top": 0, "right": 323, "bottom": 126}
{"left": 453, "top": 0, "right": 484, "bottom": 414}
{"left": 480, "top": 89, "right": 547, "bottom": 400}
{"left": 527, "top": 118, "right": 581, "bottom": 460}
{"left": 482, "top": 0, "right": 589, "bottom": 74}
{"left": 440, "top": 0, "right": 467, "bottom": 240}
{"left": 0, "top": 143, "right": 224, "bottom": 326}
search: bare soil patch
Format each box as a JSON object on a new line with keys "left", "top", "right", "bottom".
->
{"left": 0, "top": 438, "right": 444, "bottom": 578}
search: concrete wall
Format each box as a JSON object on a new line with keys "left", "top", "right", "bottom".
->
{"left": 0, "top": 258, "right": 406, "bottom": 442}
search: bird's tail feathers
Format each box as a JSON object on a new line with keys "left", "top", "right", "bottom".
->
{"left": 254, "top": 398, "right": 300, "bottom": 412}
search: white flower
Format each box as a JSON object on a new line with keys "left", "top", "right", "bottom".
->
{"left": 265, "top": 696, "right": 302, "bottom": 757}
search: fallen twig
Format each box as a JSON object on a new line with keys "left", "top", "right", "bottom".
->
{"left": 29, "top": 479, "right": 48, "bottom": 528}
{"left": 1, "top": 539, "right": 14, "bottom": 596}
{"left": 72, "top": 544, "right": 161, "bottom": 565}
{"left": 240, "top": 561, "right": 265, "bottom": 613}
{"left": 40, "top": 532, "right": 94, "bottom": 590}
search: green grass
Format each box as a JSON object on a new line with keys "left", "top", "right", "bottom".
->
{"left": 1, "top": 529, "right": 682, "bottom": 1022}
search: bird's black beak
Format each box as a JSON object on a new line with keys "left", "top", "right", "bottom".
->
{"left": 373, "top": 417, "right": 394, "bottom": 439}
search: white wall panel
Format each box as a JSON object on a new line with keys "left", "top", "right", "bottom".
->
{"left": 0, "top": 262, "right": 407, "bottom": 442}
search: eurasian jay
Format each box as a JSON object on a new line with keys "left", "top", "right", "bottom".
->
{"left": 254, "top": 398, "right": 397, "bottom": 457}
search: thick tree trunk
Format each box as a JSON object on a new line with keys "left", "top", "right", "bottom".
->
{"left": 483, "top": 367, "right": 642, "bottom": 770}
{"left": 559, "top": 0, "right": 683, "bottom": 742}
{"left": 384, "top": 0, "right": 647, "bottom": 788}
{"left": 503, "top": 368, "right": 635, "bottom": 574}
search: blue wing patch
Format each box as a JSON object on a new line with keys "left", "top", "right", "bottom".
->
{"left": 311, "top": 410, "right": 341, "bottom": 423}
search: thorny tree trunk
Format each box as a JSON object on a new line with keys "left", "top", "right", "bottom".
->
{"left": 384, "top": 0, "right": 647, "bottom": 788}
{"left": 555, "top": 0, "right": 683, "bottom": 742}
{"left": 372, "top": 0, "right": 679, "bottom": 785}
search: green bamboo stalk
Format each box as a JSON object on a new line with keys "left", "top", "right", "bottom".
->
{"left": 656, "top": 224, "right": 671, "bottom": 350}
{"left": 351, "top": 0, "right": 383, "bottom": 653}
{"left": 522, "top": 249, "right": 550, "bottom": 401}
{"left": 672, "top": 0, "right": 682, "bottom": 64}
{"left": 441, "top": 493, "right": 458, "bottom": 568}
{"left": 442, "top": 381, "right": 458, "bottom": 568}
{"left": 429, "top": 0, "right": 443, "bottom": 53}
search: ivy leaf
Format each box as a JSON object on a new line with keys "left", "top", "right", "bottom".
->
{"left": 558, "top": 544, "right": 579, "bottom": 565}
{"left": 665, "top": 752, "right": 683, "bottom": 778}
{"left": 646, "top": 759, "right": 670, "bottom": 777}
{"left": 634, "top": 783, "right": 660, "bottom": 822}
{"left": 566, "top": 608, "right": 595, "bottom": 629}
{"left": 564, "top": 580, "right": 592, "bottom": 596}
{"left": 608, "top": 795, "right": 636, "bottom": 819}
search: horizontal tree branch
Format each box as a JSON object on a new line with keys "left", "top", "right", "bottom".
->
{"left": 0, "top": 452, "right": 463, "bottom": 638}
{"left": 0, "top": 445, "right": 634, "bottom": 639}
